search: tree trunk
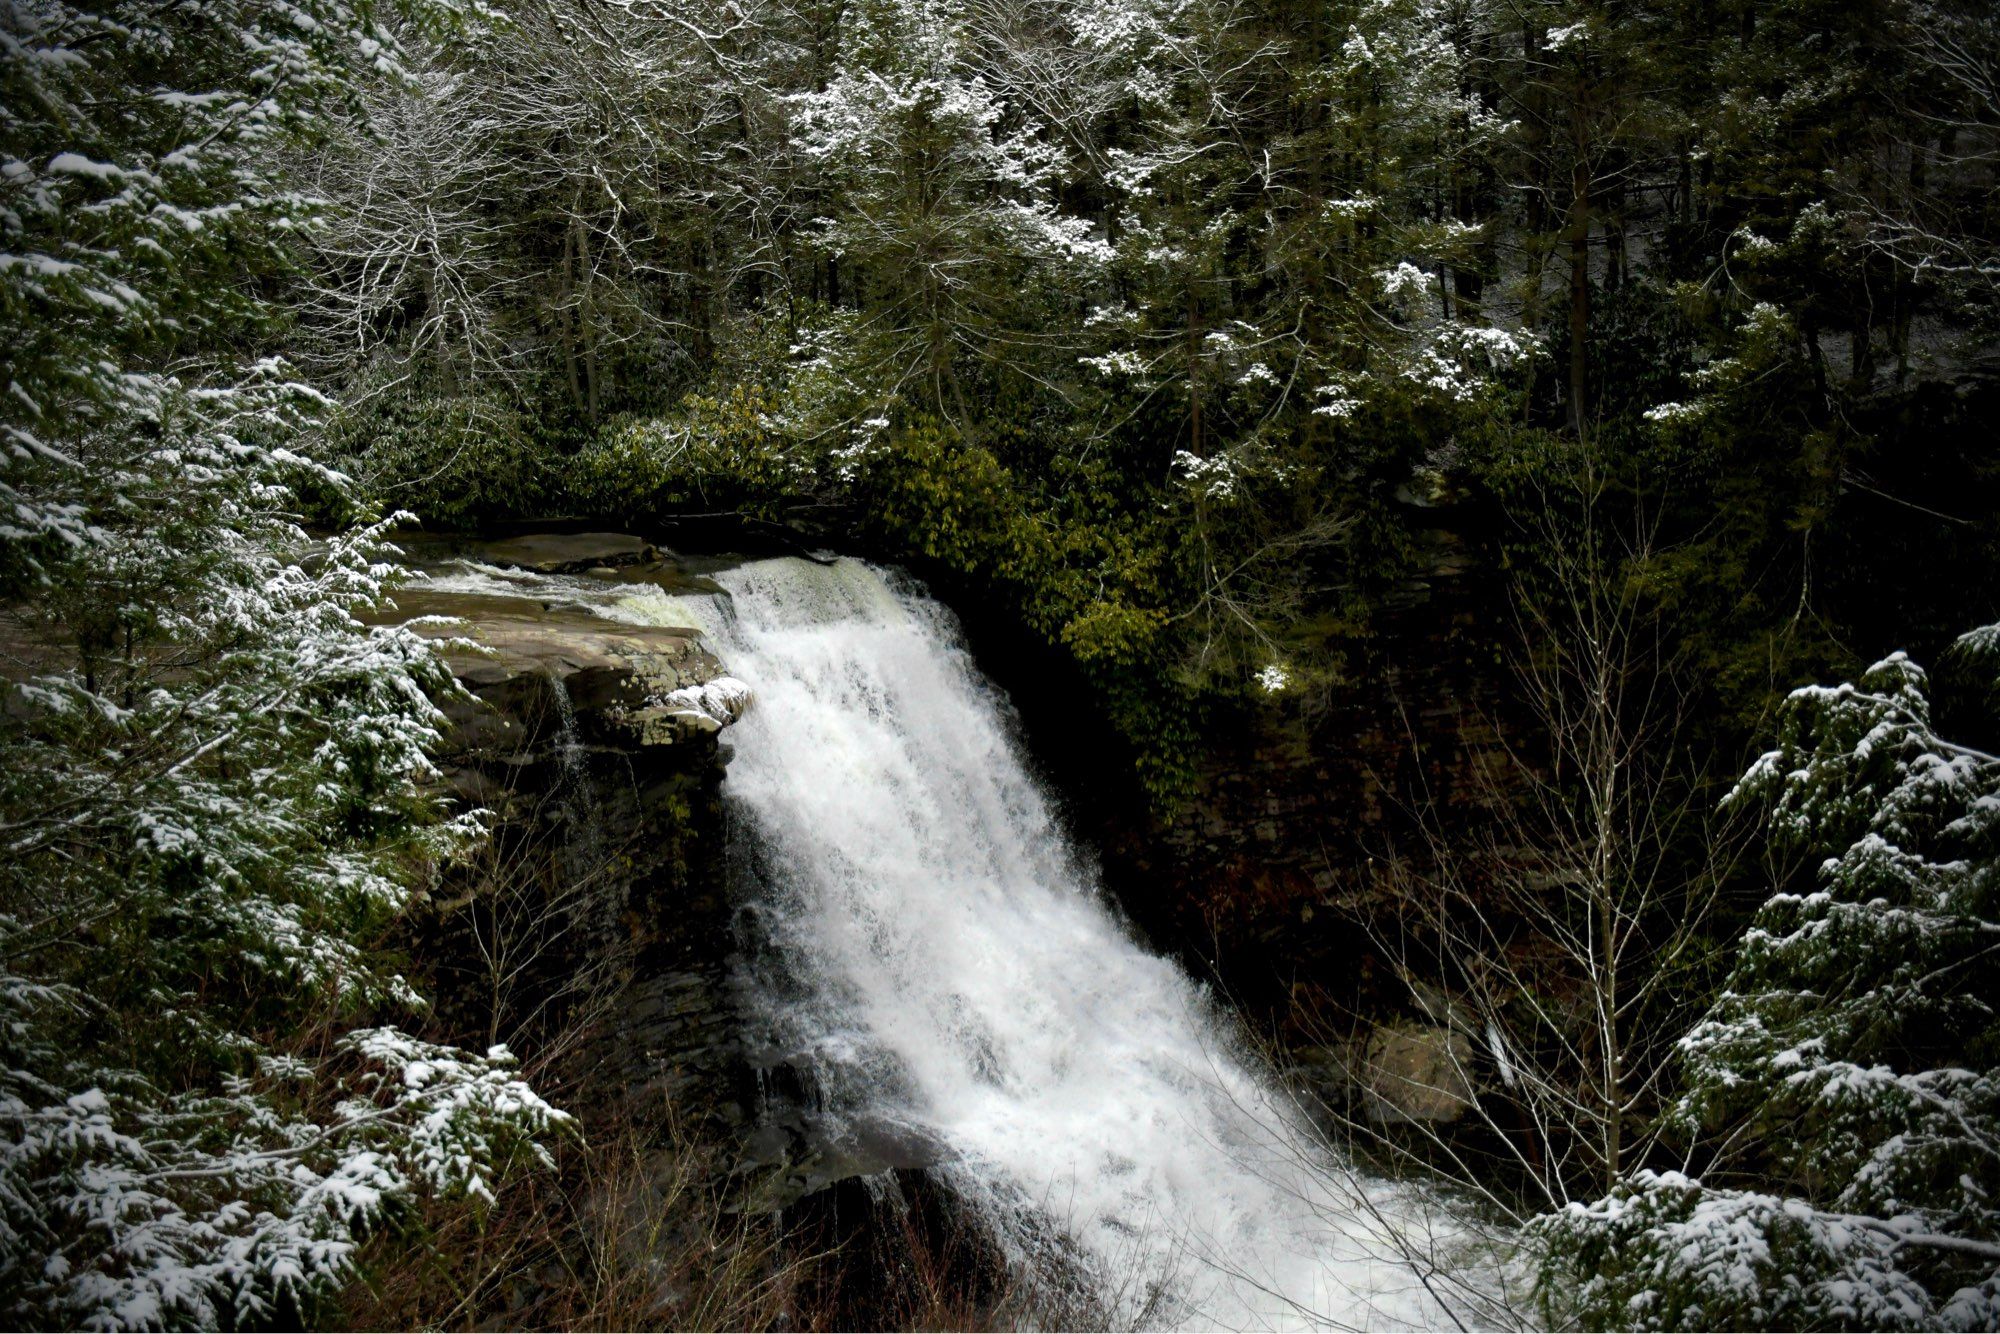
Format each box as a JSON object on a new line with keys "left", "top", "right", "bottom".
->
{"left": 1567, "top": 135, "right": 1592, "bottom": 438}
{"left": 559, "top": 224, "right": 584, "bottom": 414}
{"left": 1187, "top": 283, "right": 1204, "bottom": 457}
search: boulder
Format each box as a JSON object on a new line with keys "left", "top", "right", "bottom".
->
{"left": 652, "top": 676, "right": 753, "bottom": 740}
{"left": 1361, "top": 1022, "right": 1476, "bottom": 1124}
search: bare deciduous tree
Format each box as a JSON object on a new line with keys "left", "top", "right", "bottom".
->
{"left": 1314, "top": 458, "right": 1749, "bottom": 1221}
{"left": 296, "top": 61, "right": 520, "bottom": 387}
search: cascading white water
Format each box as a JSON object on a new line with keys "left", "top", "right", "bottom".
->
{"left": 398, "top": 549, "right": 1507, "bottom": 1328}
{"left": 699, "top": 557, "right": 1505, "bottom": 1332}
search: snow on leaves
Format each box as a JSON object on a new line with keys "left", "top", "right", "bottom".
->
{"left": 1544, "top": 1169, "right": 1940, "bottom": 1330}
{"left": 788, "top": 0, "right": 1111, "bottom": 311}
{"left": 0, "top": 1007, "right": 565, "bottom": 1329}
{"left": 0, "top": 517, "right": 562, "bottom": 1327}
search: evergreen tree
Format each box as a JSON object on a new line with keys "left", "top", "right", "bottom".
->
{"left": 790, "top": 0, "right": 1113, "bottom": 430}
{"left": 1537, "top": 628, "right": 2000, "bottom": 1330}
{"left": 0, "top": 0, "right": 566, "bottom": 1323}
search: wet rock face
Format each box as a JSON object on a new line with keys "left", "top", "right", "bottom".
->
{"left": 376, "top": 538, "right": 741, "bottom": 754}
{"left": 421, "top": 611, "right": 742, "bottom": 752}
{"left": 783, "top": 1167, "right": 1015, "bottom": 1330}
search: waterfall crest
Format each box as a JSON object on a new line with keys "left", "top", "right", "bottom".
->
{"left": 703, "top": 557, "right": 1502, "bottom": 1331}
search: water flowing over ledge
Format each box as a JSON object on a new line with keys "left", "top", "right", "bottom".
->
{"left": 699, "top": 556, "right": 1512, "bottom": 1331}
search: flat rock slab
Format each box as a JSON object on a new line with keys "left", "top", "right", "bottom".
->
{"left": 406, "top": 610, "right": 743, "bottom": 751}
{"left": 478, "top": 532, "right": 658, "bottom": 573}
{"left": 418, "top": 613, "right": 707, "bottom": 690}
{"left": 367, "top": 588, "right": 651, "bottom": 632}
{"left": 364, "top": 531, "right": 749, "bottom": 751}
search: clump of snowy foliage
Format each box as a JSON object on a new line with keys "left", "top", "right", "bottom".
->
{"left": 1537, "top": 631, "right": 2000, "bottom": 1330}
{"left": 0, "top": 0, "right": 566, "bottom": 1325}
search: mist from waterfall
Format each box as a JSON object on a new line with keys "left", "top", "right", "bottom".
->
{"left": 696, "top": 556, "right": 1508, "bottom": 1332}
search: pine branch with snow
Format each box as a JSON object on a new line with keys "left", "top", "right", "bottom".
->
{"left": 0, "top": 0, "right": 569, "bottom": 1325}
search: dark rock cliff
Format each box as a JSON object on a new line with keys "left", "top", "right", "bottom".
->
{"left": 1108, "top": 541, "right": 1520, "bottom": 1041}
{"left": 383, "top": 534, "right": 753, "bottom": 1137}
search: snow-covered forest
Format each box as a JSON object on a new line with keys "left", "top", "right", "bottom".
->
{"left": 2, "top": 0, "right": 1998, "bottom": 1325}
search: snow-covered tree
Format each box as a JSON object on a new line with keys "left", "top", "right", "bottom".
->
{"left": 0, "top": 0, "right": 568, "bottom": 1324}
{"left": 1536, "top": 628, "right": 2000, "bottom": 1330}
{"left": 294, "top": 57, "right": 520, "bottom": 387}
{"left": 790, "top": 0, "right": 1112, "bottom": 427}
{"left": 1064, "top": 0, "right": 1530, "bottom": 681}
{"left": 0, "top": 518, "right": 571, "bottom": 1322}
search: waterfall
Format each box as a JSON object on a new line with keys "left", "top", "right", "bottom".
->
{"left": 699, "top": 557, "right": 1506, "bottom": 1332}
